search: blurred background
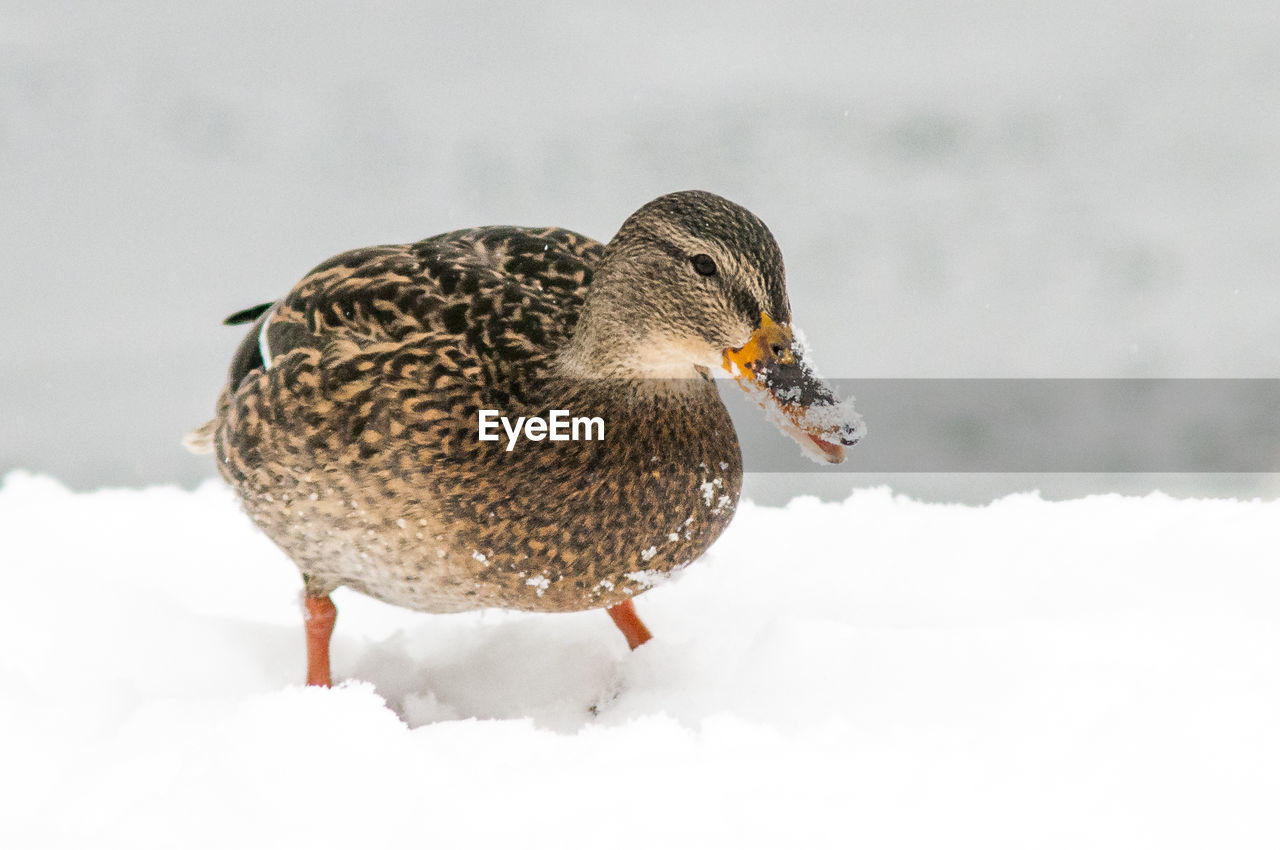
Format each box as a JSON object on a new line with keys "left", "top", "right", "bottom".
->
{"left": 2, "top": 0, "right": 1278, "bottom": 503}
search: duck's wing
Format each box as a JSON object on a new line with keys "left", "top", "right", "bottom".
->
{"left": 223, "top": 226, "right": 603, "bottom": 395}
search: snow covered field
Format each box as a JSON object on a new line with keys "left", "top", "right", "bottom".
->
{"left": 3, "top": 472, "right": 1278, "bottom": 849}
{"left": 4, "top": 1, "right": 1279, "bottom": 493}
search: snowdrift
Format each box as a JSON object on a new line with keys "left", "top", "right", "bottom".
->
{"left": 2, "top": 473, "right": 1278, "bottom": 849}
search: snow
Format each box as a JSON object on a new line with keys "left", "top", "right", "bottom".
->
{"left": 3, "top": 472, "right": 1279, "bottom": 848}
{"left": 4, "top": 2, "right": 1280, "bottom": 491}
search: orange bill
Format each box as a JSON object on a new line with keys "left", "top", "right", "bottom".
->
{"left": 723, "top": 313, "right": 863, "bottom": 464}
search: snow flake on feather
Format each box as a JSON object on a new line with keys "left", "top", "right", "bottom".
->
{"left": 662, "top": 514, "right": 697, "bottom": 544}
{"left": 698, "top": 476, "right": 729, "bottom": 514}
{"left": 525, "top": 575, "right": 550, "bottom": 596}
{"left": 625, "top": 569, "right": 668, "bottom": 590}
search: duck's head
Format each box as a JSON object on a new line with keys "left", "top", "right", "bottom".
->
{"left": 566, "top": 190, "right": 864, "bottom": 464}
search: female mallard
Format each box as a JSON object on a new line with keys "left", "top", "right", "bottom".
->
{"left": 188, "top": 190, "right": 862, "bottom": 686}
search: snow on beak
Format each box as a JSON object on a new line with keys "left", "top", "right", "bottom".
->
{"left": 722, "top": 313, "right": 865, "bottom": 464}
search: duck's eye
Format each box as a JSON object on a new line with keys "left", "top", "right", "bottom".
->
{"left": 690, "top": 254, "right": 717, "bottom": 276}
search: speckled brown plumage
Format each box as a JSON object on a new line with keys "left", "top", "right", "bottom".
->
{"left": 200, "top": 200, "right": 763, "bottom": 615}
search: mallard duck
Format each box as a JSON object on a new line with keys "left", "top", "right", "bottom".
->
{"left": 188, "top": 190, "right": 862, "bottom": 686}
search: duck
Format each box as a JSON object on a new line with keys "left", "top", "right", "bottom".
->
{"left": 187, "top": 190, "right": 863, "bottom": 687}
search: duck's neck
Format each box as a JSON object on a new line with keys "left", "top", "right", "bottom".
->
{"left": 556, "top": 294, "right": 708, "bottom": 384}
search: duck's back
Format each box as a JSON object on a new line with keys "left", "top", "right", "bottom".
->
{"left": 247, "top": 225, "right": 599, "bottom": 381}
{"left": 294, "top": 225, "right": 599, "bottom": 347}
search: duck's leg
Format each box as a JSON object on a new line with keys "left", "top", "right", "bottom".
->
{"left": 606, "top": 599, "right": 652, "bottom": 650}
{"left": 303, "top": 594, "right": 338, "bottom": 687}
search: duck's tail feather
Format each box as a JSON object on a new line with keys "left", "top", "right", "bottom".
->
{"left": 223, "top": 302, "right": 277, "bottom": 326}
{"left": 183, "top": 419, "right": 218, "bottom": 454}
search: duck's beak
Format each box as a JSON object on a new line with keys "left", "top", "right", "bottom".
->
{"left": 722, "top": 313, "right": 864, "bottom": 464}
